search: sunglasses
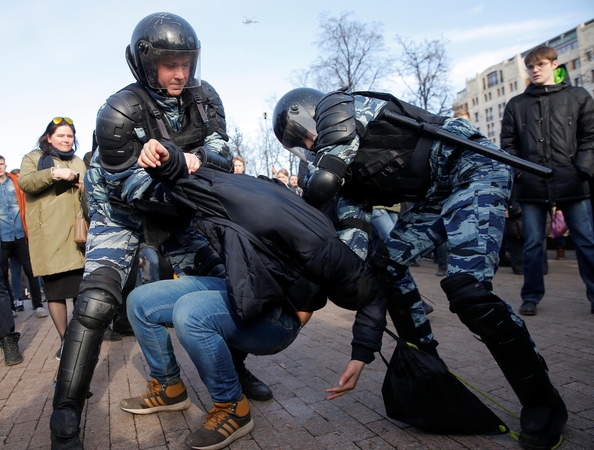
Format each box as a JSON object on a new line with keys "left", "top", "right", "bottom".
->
{"left": 52, "top": 117, "right": 73, "bottom": 125}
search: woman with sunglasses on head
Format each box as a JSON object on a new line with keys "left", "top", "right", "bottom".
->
{"left": 18, "top": 117, "right": 87, "bottom": 359}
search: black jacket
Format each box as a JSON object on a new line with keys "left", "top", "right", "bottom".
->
{"left": 500, "top": 66, "right": 594, "bottom": 204}
{"left": 147, "top": 144, "right": 387, "bottom": 363}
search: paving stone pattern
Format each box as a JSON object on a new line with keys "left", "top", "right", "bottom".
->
{"left": 1, "top": 250, "right": 593, "bottom": 449}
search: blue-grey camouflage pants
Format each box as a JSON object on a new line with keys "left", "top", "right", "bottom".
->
{"left": 384, "top": 150, "right": 526, "bottom": 344}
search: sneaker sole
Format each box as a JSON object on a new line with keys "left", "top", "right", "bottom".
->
{"left": 186, "top": 417, "right": 254, "bottom": 450}
{"left": 120, "top": 397, "right": 191, "bottom": 414}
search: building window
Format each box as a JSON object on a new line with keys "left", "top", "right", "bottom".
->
{"left": 591, "top": 70, "right": 594, "bottom": 82}
{"left": 572, "top": 58, "right": 580, "bottom": 70}
{"left": 587, "top": 50, "right": 593, "bottom": 61}
{"left": 484, "top": 94, "right": 488, "bottom": 102}
{"left": 488, "top": 92, "right": 492, "bottom": 100}
{"left": 486, "top": 107, "right": 494, "bottom": 122}
{"left": 487, "top": 71, "right": 499, "bottom": 88}
{"left": 497, "top": 88, "right": 500, "bottom": 96}
{"left": 557, "top": 40, "right": 578, "bottom": 55}
{"left": 475, "top": 112, "right": 479, "bottom": 122}
{"left": 500, "top": 70, "right": 504, "bottom": 83}
{"left": 574, "top": 77, "right": 581, "bottom": 87}
{"left": 502, "top": 86, "right": 505, "bottom": 95}
{"left": 514, "top": 81, "right": 518, "bottom": 90}
{"left": 498, "top": 103, "right": 504, "bottom": 118}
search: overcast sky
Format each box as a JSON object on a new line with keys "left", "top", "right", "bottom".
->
{"left": 1, "top": 0, "right": 592, "bottom": 169}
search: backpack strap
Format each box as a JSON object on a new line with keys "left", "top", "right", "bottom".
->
{"left": 187, "top": 87, "right": 208, "bottom": 123}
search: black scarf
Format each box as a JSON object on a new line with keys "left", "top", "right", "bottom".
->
{"left": 37, "top": 148, "right": 76, "bottom": 170}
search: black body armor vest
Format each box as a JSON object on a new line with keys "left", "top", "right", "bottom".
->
{"left": 122, "top": 80, "right": 226, "bottom": 152}
{"left": 340, "top": 92, "right": 445, "bottom": 205}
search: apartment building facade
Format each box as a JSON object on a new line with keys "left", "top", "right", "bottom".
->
{"left": 452, "top": 19, "right": 594, "bottom": 146}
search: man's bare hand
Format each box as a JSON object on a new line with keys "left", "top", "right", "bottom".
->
{"left": 184, "top": 153, "right": 201, "bottom": 173}
{"left": 138, "top": 139, "right": 170, "bottom": 168}
{"left": 326, "top": 360, "right": 365, "bottom": 400}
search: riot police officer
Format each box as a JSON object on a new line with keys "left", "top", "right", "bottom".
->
{"left": 273, "top": 88, "right": 567, "bottom": 450}
{"left": 50, "top": 13, "right": 271, "bottom": 449}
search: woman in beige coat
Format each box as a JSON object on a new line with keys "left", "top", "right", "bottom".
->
{"left": 19, "top": 117, "right": 87, "bottom": 359}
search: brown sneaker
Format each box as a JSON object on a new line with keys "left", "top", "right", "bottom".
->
{"left": 184, "top": 395, "right": 254, "bottom": 450}
{"left": 120, "top": 378, "right": 191, "bottom": 414}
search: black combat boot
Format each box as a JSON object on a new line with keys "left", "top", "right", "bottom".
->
{"left": 231, "top": 347, "right": 273, "bottom": 401}
{"left": 237, "top": 366, "right": 273, "bottom": 401}
{"left": 1, "top": 333, "right": 23, "bottom": 366}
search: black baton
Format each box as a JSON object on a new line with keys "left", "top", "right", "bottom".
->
{"left": 382, "top": 109, "right": 553, "bottom": 178}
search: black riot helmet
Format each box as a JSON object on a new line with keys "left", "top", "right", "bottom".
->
{"left": 126, "top": 12, "right": 201, "bottom": 91}
{"left": 273, "top": 88, "right": 324, "bottom": 154}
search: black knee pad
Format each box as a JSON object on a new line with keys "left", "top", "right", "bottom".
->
{"left": 441, "top": 273, "right": 496, "bottom": 313}
{"left": 74, "top": 288, "right": 119, "bottom": 330}
{"left": 441, "top": 273, "right": 504, "bottom": 338}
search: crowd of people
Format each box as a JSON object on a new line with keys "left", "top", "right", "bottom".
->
{"left": 1, "top": 12, "right": 592, "bottom": 450}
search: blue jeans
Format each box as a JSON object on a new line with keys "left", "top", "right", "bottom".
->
{"left": 521, "top": 200, "right": 594, "bottom": 306}
{"left": 127, "top": 276, "right": 302, "bottom": 403}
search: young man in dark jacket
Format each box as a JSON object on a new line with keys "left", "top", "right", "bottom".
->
{"left": 119, "top": 140, "right": 387, "bottom": 450}
{"left": 500, "top": 45, "right": 594, "bottom": 316}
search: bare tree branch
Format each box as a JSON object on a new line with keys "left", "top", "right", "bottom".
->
{"left": 292, "top": 11, "right": 395, "bottom": 92}
{"left": 393, "top": 36, "right": 452, "bottom": 115}
{"left": 226, "top": 119, "right": 245, "bottom": 158}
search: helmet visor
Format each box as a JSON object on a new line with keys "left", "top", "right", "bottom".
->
{"left": 140, "top": 43, "right": 201, "bottom": 90}
{"left": 280, "top": 109, "right": 317, "bottom": 151}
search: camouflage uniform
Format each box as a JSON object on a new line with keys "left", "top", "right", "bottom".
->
{"left": 281, "top": 88, "right": 566, "bottom": 448}
{"left": 50, "top": 100, "right": 231, "bottom": 450}
{"left": 307, "top": 95, "right": 525, "bottom": 345}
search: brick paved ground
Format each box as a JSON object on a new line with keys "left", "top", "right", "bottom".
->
{"left": 1, "top": 249, "right": 593, "bottom": 449}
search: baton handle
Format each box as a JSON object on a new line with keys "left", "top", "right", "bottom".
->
{"left": 382, "top": 110, "right": 553, "bottom": 178}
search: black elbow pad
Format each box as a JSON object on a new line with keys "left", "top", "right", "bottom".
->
{"left": 304, "top": 153, "right": 347, "bottom": 208}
